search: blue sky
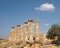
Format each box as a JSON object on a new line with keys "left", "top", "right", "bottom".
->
{"left": 0, "top": 0, "right": 60, "bottom": 38}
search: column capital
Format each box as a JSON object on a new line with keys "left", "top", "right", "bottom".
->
{"left": 35, "top": 20, "right": 38, "bottom": 23}
{"left": 11, "top": 27, "right": 15, "bottom": 28}
{"left": 17, "top": 24, "right": 21, "bottom": 26}
{"left": 28, "top": 19, "right": 33, "bottom": 22}
{"left": 24, "top": 21, "right": 28, "bottom": 24}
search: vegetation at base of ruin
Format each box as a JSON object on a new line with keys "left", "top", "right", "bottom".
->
{"left": 46, "top": 24, "right": 60, "bottom": 45}
{"left": 46, "top": 24, "right": 60, "bottom": 39}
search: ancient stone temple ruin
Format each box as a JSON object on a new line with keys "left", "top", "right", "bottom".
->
{"left": 1, "top": 19, "right": 59, "bottom": 48}
{"left": 9, "top": 19, "right": 41, "bottom": 48}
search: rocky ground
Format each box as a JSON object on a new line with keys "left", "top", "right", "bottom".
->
{"left": 0, "top": 39, "right": 60, "bottom": 48}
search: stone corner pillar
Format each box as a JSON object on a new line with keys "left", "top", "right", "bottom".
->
{"left": 35, "top": 20, "right": 39, "bottom": 33}
{"left": 9, "top": 27, "right": 15, "bottom": 42}
{"left": 28, "top": 19, "right": 34, "bottom": 43}
{"left": 24, "top": 21, "right": 28, "bottom": 42}
{"left": 35, "top": 20, "right": 40, "bottom": 42}
{"left": 17, "top": 24, "right": 21, "bottom": 42}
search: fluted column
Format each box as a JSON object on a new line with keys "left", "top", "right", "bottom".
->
{"left": 24, "top": 21, "right": 28, "bottom": 42}
{"left": 21, "top": 25, "right": 26, "bottom": 45}
{"left": 21, "top": 25, "right": 24, "bottom": 41}
{"left": 9, "top": 32, "right": 12, "bottom": 41}
{"left": 17, "top": 24, "right": 21, "bottom": 42}
{"left": 28, "top": 19, "right": 34, "bottom": 43}
{"left": 9, "top": 27, "right": 15, "bottom": 42}
{"left": 14, "top": 28, "right": 17, "bottom": 42}
{"left": 35, "top": 20, "right": 40, "bottom": 42}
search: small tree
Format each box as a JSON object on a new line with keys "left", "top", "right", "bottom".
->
{"left": 46, "top": 24, "right": 60, "bottom": 40}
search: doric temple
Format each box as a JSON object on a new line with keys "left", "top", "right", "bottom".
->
{"left": 9, "top": 19, "right": 41, "bottom": 48}
{"left": 0, "top": 19, "right": 58, "bottom": 48}
{"left": 9, "top": 19, "right": 40, "bottom": 42}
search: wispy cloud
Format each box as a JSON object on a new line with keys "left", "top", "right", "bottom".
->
{"left": 45, "top": 24, "right": 49, "bottom": 26}
{"left": 35, "top": 3, "right": 55, "bottom": 11}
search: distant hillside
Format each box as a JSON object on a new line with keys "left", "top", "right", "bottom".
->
{"left": 0, "top": 39, "right": 4, "bottom": 40}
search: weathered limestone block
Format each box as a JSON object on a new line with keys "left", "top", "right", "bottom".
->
{"left": 35, "top": 43, "right": 40, "bottom": 48}
{"left": 41, "top": 44, "right": 57, "bottom": 48}
{"left": 19, "top": 43, "right": 24, "bottom": 48}
{"left": 31, "top": 44, "right": 35, "bottom": 48}
{"left": 24, "top": 44, "right": 30, "bottom": 48}
{"left": 58, "top": 46, "right": 60, "bottom": 48}
{"left": 8, "top": 45, "right": 19, "bottom": 48}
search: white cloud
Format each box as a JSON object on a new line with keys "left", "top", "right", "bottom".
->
{"left": 45, "top": 24, "right": 49, "bottom": 26}
{"left": 35, "top": 3, "right": 55, "bottom": 11}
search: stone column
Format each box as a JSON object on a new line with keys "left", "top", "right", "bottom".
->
{"left": 14, "top": 28, "right": 17, "bottom": 42}
{"left": 24, "top": 21, "right": 28, "bottom": 42}
{"left": 35, "top": 20, "right": 40, "bottom": 42}
{"left": 28, "top": 19, "right": 34, "bottom": 43}
{"left": 9, "top": 27, "right": 17, "bottom": 43}
{"left": 21, "top": 25, "right": 24, "bottom": 41}
{"left": 9, "top": 27, "right": 15, "bottom": 42}
{"left": 9, "top": 32, "right": 12, "bottom": 41}
{"left": 17, "top": 24, "right": 21, "bottom": 42}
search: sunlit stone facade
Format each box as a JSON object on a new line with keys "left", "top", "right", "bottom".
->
{"left": 9, "top": 19, "right": 41, "bottom": 48}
